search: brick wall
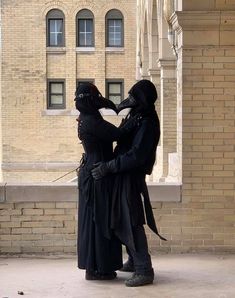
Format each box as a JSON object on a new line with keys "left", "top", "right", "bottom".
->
{"left": 1, "top": 0, "right": 136, "bottom": 182}
{"left": 0, "top": 184, "right": 181, "bottom": 255}
{"left": 0, "top": 202, "right": 77, "bottom": 254}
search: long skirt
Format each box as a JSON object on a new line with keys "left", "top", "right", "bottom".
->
{"left": 77, "top": 166, "right": 122, "bottom": 272}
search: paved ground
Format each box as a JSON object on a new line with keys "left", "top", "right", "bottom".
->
{"left": 0, "top": 254, "right": 235, "bottom": 298}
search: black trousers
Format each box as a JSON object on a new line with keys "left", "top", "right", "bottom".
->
{"left": 127, "top": 225, "right": 153, "bottom": 275}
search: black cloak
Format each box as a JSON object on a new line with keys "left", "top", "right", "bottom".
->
{"left": 110, "top": 80, "right": 166, "bottom": 251}
{"left": 75, "top": 83, "right": 123, "bottom": 273}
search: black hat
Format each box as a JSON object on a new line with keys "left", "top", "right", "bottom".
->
{"left": 74, "top": 82, "right": 117, "bottom": 113}
{"left": 117, "top": 80, "right": 158, "bottom": 113}
{"left": 75, "top": 82, "right": 102, "bottom": 100}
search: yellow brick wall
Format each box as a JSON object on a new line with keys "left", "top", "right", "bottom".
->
{"left": 1, "top": 0, "right": 136, "bottom": 182}
{"left": 145, "top": 46, "right": 235, "bottom": 253}
{"left": 0, "top": 202, "right": 77, "bottom": 254}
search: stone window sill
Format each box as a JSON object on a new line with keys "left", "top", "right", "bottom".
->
{"left": 105, "top": 47, "right": 124, "bottom": 53}
{"left": 41, "top": 109, "right": 129, "bottom": 117}
{"left": 46, "top": 47, "right": 66, "bottom": 54}
{"left": 76, "top": 47, "right": 95, "bottom": 53}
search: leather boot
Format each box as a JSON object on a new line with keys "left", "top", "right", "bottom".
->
{"left": 125, "top": 269, "right": 154, "bottom": 287}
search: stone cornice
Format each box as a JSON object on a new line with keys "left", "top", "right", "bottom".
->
{"left": 157, "top": 58, "right": 176, "bottom": 69}
{"left": 148, "top": 68, "right": 161, "bottom": 77}
{"left": 170, "top": 11, "right": 235, "bottom": 32}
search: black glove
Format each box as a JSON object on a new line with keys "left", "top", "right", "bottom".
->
{"left": 91, "top": 160, "right": 116, "bottom": 180}
{"left": 119, "top": 114, "right": 142, "bottom": 134}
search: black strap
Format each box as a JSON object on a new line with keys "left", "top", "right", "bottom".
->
{"left": 142, "top": 182, "right": 167, "bottom": 241}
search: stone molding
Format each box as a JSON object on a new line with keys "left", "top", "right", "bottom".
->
{"left": 171, "top": 11, "right": 235, "bottom": 31}
{"left": 0, "top": 182, "right": 182, "bottom": 203}
{"left": 41, "top": 109, "right": 128, "bottom": 117}
{"left": 2, "top": 163, "right": 79, "bottom": 171}
{"left": 170, "top": 11, "right": 235, "bottom": 48}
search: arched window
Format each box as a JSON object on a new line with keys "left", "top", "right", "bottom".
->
{"left": 46, "top": 9, "right": 65, "bottom": 47}
{"left": 106, "top": 9, "right": 124, "bottom": 47}
{"left": 76, "top": 9, "right": 94, "bottom": 47}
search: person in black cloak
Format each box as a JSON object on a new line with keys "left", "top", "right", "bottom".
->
{"left": 74, "top": 82, "right": 140, "bottom": 281}
{"left": 92, "top": 79, "right": 166, "bottom": 287}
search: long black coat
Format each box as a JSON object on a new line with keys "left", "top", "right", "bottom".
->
{"left": 77, "top": 112, "right": 123, "bottom": 273}
{"left": 111, "top": 109, "right": 165, "bottom": 251}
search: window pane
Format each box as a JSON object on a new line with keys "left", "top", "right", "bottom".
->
{"left": 109, "top": 95, "right": 121, "bottom": 105}
{"left": 108, "top": 19, "right": 122, "bottom": 46}
{"left": 57, "top": 33, "right": 63, "bottom": 46}
{"left": 109, "top": 20, "right": 115, "bottom": 27}
{"left": 56, "top": 20, "right": 63, "bottom": 33}
{"left": 109, "top": 32, "right": 115, "bottom": 39}
{"left": 50, "top": 33, "right": 56, "bottom": 46}
{"left": 115, "top": 38, "right": 121, "bottom": 46}
{"left": 51, "top": 95, "right": 63, "bottom": 105}
{"left": 109, "top": 83, "right": 121, "bottom": 93}
{"left": 78, "top": 19, "right": 93, "bottom": 46}
{"left": 49, "top": 20, "right": 56, "bottom": 32}
{"left": 79, "top": 19, "right": 85, "bottom": 32}
{"left": 115, "top": 20, "right": 122, "bottom": 29}
{"left": 79, "top": 33, "right": 85, "bottom": 46}
{"left": 51, "top": 83, "right": 63, "bottom": 93}
{"left": 49, "top": 19, "right": 63, "bottom": 46}
{"left": 86, "top": 33, "right": 92, "bottom": 46}
{"left": 86, "top": 19, "right": 93, "bottom": 32}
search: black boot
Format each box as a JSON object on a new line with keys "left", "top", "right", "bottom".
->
{"left": 86, "top": 270, "right": 117, "bottom": 280}
{"left": 125, "top": 269, "right": 154, "bottom": 287}
{"left": 119, "top": 259, "right": 134, "bottom": 272}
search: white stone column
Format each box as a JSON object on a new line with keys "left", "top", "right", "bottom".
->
{"left": 157, "top": 59, "right": 177, "bottom": 180}
{"left": 0, "top": 10, "right": 2, "bottom": 182}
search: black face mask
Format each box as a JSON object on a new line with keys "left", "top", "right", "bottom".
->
{"left": 117, "top": 94, "right": 137, "bottom": 113}
{"left": 74, "top": 91, "right": 118, "bottom": 114}
{"left": 117, "top": 80, "right": 158, "bottom": 115}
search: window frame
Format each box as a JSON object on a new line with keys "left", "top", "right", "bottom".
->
{"left": 46, "top": 9, "right": 65, "bottom": 47}
{"left": 47, "top": 79, "right": 66, "bottom": 110}
{"left": 76, "top": 9, "right": 94, "bottom": 47}
{"left": 106, "top": 79, "right": 124, "bottom": 105}
{"left": 105, "top": 9, "right": 124, "bottom": 47}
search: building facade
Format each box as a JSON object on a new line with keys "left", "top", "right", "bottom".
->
{"left": 137, "top": 0, "right": 235, "bottom": 252}
{"left": 0, "top": 0, "right": 137, "bottom": 182}
{"left": 0, "top": 0, "right": 235, "bottom": 254}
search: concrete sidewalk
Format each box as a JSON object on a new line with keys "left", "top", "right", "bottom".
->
{"left": 0, "top": 254, "right": 234, "bottom": 298}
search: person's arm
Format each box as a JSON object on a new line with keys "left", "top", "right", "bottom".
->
{"left": 92, "top": 119, "right": 159, "bottom": 179}
{"left": 80, "top": 115, "right": 141, "bottom": 143}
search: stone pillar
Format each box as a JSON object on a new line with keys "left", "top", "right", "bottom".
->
{"left": 148, "top": 69, "right": 161, "bottom": 182}
{"left": 66, "top": 11, "right": 76, "bottom": 110}
{"left": 0, "top": 11, "right": 2, "bottom": 182}
{"left": 157, "top": 59, "right": 177, "bottom": 180}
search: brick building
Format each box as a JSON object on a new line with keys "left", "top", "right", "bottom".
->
{"left": 0, "top": 0, "right": 137, "bottom": 182}
{"left": 0, "top": 0, "right": 235, "bottom": 254}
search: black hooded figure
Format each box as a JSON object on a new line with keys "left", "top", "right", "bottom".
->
{"left": 75, "top": 82, "right": 140, "bottom": 281}
{"left": 92, "top": 80, "right": 166, "bottom": 287}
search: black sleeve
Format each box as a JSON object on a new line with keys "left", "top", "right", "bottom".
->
{"left": 113, "top": 119, "right": 158, "bottom": 172}
{"left": 89, "top": 118, "right": 121, "bottom": 142}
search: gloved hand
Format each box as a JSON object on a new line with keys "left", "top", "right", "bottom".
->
{"left": 91, "top": 160, "right": 116, "bottom": 180}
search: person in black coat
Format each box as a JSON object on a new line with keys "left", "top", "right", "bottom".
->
{"left": 92, "top": 80, "right": 166, "bottom": 287}
{"left": 74, "top": 82, "right": 140, "bottom": 281}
